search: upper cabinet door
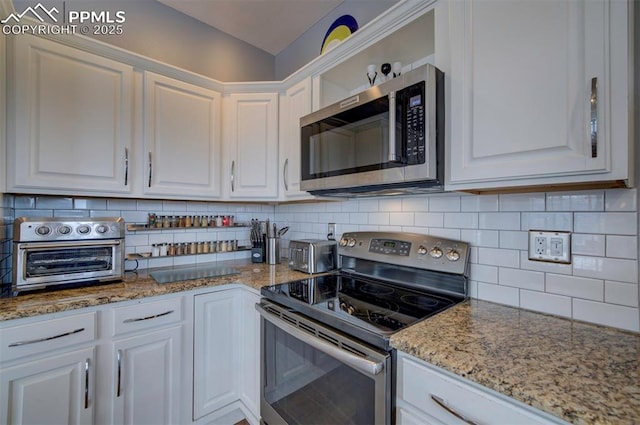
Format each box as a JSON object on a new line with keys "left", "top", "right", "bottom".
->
{"left": 8, "top": 34, "right": 133, "bottom": 194}
{"left": 447, "top": 0, "right": 631, "bottom": 190}
{"left": 223, "top": 92, "right": 279, "bottom": 199}
{"left": 279, "top": 78, "right": 314, "bottom": 201}
{"left": 144, "top": 72, "right": 222, "bottom": 198}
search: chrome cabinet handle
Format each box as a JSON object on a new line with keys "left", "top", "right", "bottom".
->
{"left": 8, "top": 327, "right": 85, "bottom": 347}
{"left": 84, "top": 358, "right": 90, "bottom": 409}
{"left": 388, "top": 91, "right": 397, "bottom": 162}
{"left": 124, "top": 148, "right": 129, "bottom": 186}
{"left": 230, "top": 160, "right": 235, "bottom": 192}
{"left": 256, "top": 303, "right": 384, "bottom": 376}
{"left": 122, "top": 309, "right": 174, "bottom": 323}
{"left": 283, "top": 158, "right": 289, "bottom": 191}
{"left": 590, "top": 77, "right": 598, "bottom": 158}
{"left": 116, "top": 349, "right": 122, "bottom": 397}
{"left": 430, "top": 394, "right": 481, "bottom": 425}
{"left": 148, "top": 152, "right": 153, "bottom": 187}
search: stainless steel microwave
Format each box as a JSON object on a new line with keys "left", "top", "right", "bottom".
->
{"left": 300, "top": 63, "right": 444, "bottom": 197}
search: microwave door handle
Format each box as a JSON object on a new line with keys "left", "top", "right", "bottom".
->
{"left": 388, "top": 91, "right": 397, "bottom": 162}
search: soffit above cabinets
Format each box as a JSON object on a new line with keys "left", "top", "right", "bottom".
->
{"left": 157, "top": 0, "right": 344, "bottom": 55}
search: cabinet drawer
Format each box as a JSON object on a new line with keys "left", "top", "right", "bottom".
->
{"left": 112, "top": 296, "right": 183, "bottom": 336}
{"left": 0, "top": 312, "right": 97, "bottom": 362}
{"left": 398, "top": 354, "right": 565, "bottom": 425}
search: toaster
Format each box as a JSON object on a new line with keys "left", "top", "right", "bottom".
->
{"left": 288, "top": 239, "right": 337, "bottom": 274}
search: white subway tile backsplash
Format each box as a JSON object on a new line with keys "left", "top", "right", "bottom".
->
{"left": 358, "top": 199, "right": 379, "bottom": 212}
{"left": 402, "top": 196, "right": 428, "bottom": 212}
{"left": 605, "top": 281, "right": 639, "bottom": 307}
{"left": 605, "top": 188, "right": 637, "bottom": 212}
{"left": 36, "top": 196, "right": 73, "bottom": 209}
{"left": 389, "top": 212, "right": 414, "bottom": 226}
{"left": 546, "top": 191, "right": 604, "bottom": 211}
{"left": 15, "top": 209, "right": 53, "bottom": 218}
{"left": 573, "top": 256, "right": 638, "bottom": 283}
{"left": 378, "top": 198, "right": 403, "bottom": 212}
{"left": 136, "top": 199, "right": 163, "bottom": 211}
{"left": 520, "top": 290, "right": 572, "bottom": 318}
{"left": 606, "top": 235, "right": 637, "bottom": 259}
{"left": 461, "top": 230, "right": 499, "bottom": 248}
{"left": 162, "top": 200, "right": 187, "bottom": 211}
{"left": 13, "top": 196, "right": 36, "bottom": 209}
{"left": 573, "top": 299, "right": 639, "bottom": 332}
{"left": 74, "top": 198, "right": 108, "bottom": 210}
{"left": 444, "top": 213, "right": 478, "bottom": 229}
{"left": 107, "top": 199, "right": 137, "bottom": 210}
{"left": 469, "top": 264, "right": 498, "bottom": 284}
{"left": 499, "top": 231, "right": 528, "bottom": 250}
{"left": 520, "top": 252, "right": 572, "bottom": 275}
{"left": 415, "top": 212, "right": 444, "bottom": 228}
{"left": 479, "top": 213, "right": 520, "bottom": 230}
{"left": 498, "top": 267, "right": 544, "bottom": 291}
{"left": 521, "top": 212, "right": 572, "bottom": 232}
{"left": 349, "top": 213, "right": 368, "bottom": 225}
{"left": 572, "top": 234, "right": 606, "bottom": 257}
{"left": 53, "top": 210, "right": 90, "bottom": 218}
{"left": 574, "top": 212, "right": 637, "bottom": 235}
{"left": 499, "top": 193, "right": 545, "bottom": 212}
{"left": 477, "top": 282, "right": 520, "bottom": 307}
{"left": 428, "top": 228, "right": 461, "bottom": 240}
{"left": 429, "top": 195, "right": 461, "bottom": 212}
{"left": 545, "top": 274, "right": 604, "bottom": 301}
{"left": 368, "top": 212, "right": 390, "bottom": 225}
{"left": 478, "top": 247, "right": 520, "bottom": 268}
{"left": 460, "top": 194, "right": 499, "bottom": 212}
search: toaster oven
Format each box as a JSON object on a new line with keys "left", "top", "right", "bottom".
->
{"left": 288, "top": 239, "right": 337, "bottom": 274}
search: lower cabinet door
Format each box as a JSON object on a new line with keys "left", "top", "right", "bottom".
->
{"left": 111, "top": 325, "right": 183, "bottom": 425}
{"left": 193, "top": 289, "right": 239, "bottom": 420}
{"left": 0, "top": 347, "right": 95, "bottom": 425}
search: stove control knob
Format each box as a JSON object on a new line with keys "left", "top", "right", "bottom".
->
{"left": 35, "top": 225, "right": 51, "bottom": 236}
{"left": 77, "top": 225, "right": 91, "bottom": 235}
{"left": 417, "top": 245, "right": 428, "bottom": 255}
{"left": 429, "top": 247, "right": 443, "bottom": 258}
{"left": 339, "top": 237, "right": 348, "bottom": 247}
{"left": 446, "top": 250, "right": 461, "bottom": 262}
{"left": 96, "top": 225, "right": 109, "bottom": 234}
{"left": 58, "top": 225, "right": 72, "bottom": 235}
{"left": 347, "top": 238, "right": 357, "bottom": 247}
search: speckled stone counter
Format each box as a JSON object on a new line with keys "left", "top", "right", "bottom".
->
{"left": 390, "top": 299, "right": 640, "bottom": 425}
{"left": 0, "top": 259, "right": 308, "bottom": 321}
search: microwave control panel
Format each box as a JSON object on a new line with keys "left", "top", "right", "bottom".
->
{"left": 399, "top": 81, "right": 426, "bottom": 165}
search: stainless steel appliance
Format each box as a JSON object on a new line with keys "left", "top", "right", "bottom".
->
{"left": 300, "top": 64, "right": 444, "bottom": 197}
{"left": 257, "top": 231, "right": 469, "bottom": 425}
{"left": 12, "top": 217, "right": 125, "bottom": 294}
{"left": 287, "top": 239, "right": 337, "bottom": 273}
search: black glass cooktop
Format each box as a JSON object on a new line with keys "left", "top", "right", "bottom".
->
{"left": 261, "top": 272, "right": 463, "bottom": 350}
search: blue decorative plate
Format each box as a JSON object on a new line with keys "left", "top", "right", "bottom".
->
{"left": 321, "top": 15, "right": 359, "bottom": 54}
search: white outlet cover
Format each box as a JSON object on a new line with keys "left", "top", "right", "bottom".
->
{"left": 528, "top": 230, "right": 571, "bottom": 264}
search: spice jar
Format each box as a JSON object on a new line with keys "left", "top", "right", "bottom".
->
{"left": 203, "top": 241, "right": 210, "bottom": 254}
{"left": 151, "top": 244, "right": 160, "bottom": 257}
{"left": 214, "top": 215, "right": 222, "bottom": 227}
{"left": 162, "top": 216, "right": 170, "bottom": 228}
{"left": 185, "top": 215, "right": 191, "bottom": 227}
{"left": 168, "top": 243, "right": 176, "bottom": 256}
{"left": 148, "top": 213, "right": 157, "bottom": 228}
{"left": 160, "top": 243, "right": 168, "bottom": 256}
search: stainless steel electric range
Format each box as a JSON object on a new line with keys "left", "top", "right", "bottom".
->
{"left": 257, "top": 231, "right": 470, "bottom": 425}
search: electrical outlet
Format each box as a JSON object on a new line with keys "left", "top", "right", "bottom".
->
{"left": 327, "top": 223, "right": 337, "bottom": 240}
{"left": 528, "top": 230, "right": 571, "bottom": 264}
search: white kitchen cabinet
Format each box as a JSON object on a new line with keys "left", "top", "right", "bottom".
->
{"left": 396, "top": 351, "right": 568, "bottom": 425}
{"left": 223, "top": 92, "right": 279, "bottom": 199}
{"left": 238, "top": 288, "right": 261, "bottom": 423}
{"left": 7, "top": 34, "right": 134, "bottom": 195}
{"left": 103, "top": 296, "right": 185, "bottom": 425}
{"left": 446, "top": 0, "right": 632, "bottom": 191}
{"left": 0, "top": 312, "right": 98, "bottom": 425}
{"left": 278, "top": 78, "right": 314, "bottom": 200}
{"left": 144, "top": 71, "right": 222, "bottom": 199}
{"left": 193, "top": 288, "right": 239, "bottom": 420}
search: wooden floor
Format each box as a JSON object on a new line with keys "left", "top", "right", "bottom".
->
{"left": 234, "top": 420, "right": 250, "bottom": 425}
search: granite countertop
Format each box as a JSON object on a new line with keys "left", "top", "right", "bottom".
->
{"left": 0, "top": 259, "right": 308, "bottom": 321}
{"left": 2, "top": 265, "right": 638, "bottom": 424}
{"left": 390, "top": 299, "right": 640, "bottom": 425}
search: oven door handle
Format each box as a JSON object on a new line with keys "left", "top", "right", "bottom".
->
{"left": 256, "top": 303, "right": 385, "bottom": 376}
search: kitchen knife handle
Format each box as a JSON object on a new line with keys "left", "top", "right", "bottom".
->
{"left": 124, "top": 148, "right": 129, "bottom": 186}
{"left": 84, "top": 358, "right": 90, "bottom": 409}
{"left": 116, "top": 349, "right": 122, "bottom": 397}
{"left": 430, "top": 394, "right": 481, "bottom": 425}
{"left": 590, "top": 77, "right": 598, "bottom": 158}
{"left": 230, "top": 160, "right": 235, "bottom": 192}
{"left": 283, "top": 158, "right": 289, "bottom": 191}
{"left": 148, "top": 152, "right": 153, "bottom": 187}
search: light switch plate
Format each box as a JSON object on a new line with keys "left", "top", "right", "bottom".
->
{"left": 528, "top": 230, "right": 571, "bottom": 264}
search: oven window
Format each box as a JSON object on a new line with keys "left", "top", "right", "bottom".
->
{"left": 263, "top": 322, "right": 375, "bottom": 424}
{"left": 25, "top": 247, "right": 114, "bottom": 277}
